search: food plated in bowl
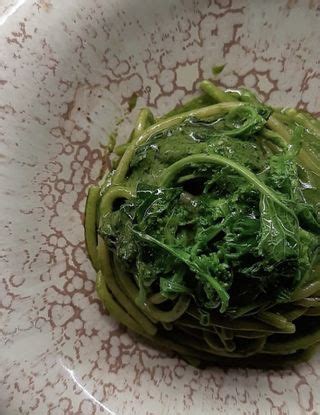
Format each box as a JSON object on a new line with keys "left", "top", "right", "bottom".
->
{"left": 85, "top": 79, "right": 320, "bottom": 367}
{"left": 2, "top": 0, "right": 320, "bottom": 414}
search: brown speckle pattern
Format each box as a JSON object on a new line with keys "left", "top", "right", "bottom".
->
{"left": 1, "top": 0, "right": 320, "bottom": 414}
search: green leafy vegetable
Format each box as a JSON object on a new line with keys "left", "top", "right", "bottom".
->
{"left": 212, "top": 65, "right": 225, "bottom": 75}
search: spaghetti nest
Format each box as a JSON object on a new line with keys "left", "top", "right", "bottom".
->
{"left": 85, "top": 80, "right": 320, "bottom": 368}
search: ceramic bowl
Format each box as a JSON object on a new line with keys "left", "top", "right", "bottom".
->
{"left": 1, "top": 0, "right": 320, "bottom": 414}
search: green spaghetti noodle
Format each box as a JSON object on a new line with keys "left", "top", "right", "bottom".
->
{"left": 85, "top": 80, "right": 320, "bottom": 367}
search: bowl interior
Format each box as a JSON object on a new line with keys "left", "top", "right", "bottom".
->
{"left": 1, "top": 0, "right": 320, "bottom": 414}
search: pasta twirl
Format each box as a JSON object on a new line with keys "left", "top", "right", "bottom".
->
{"left": 85, "top": 80, "right": 320, "bottom": 367}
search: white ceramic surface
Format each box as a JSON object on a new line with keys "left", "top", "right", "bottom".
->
{"left": 1, "top": 1, "right": 320, "bottom": 414}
